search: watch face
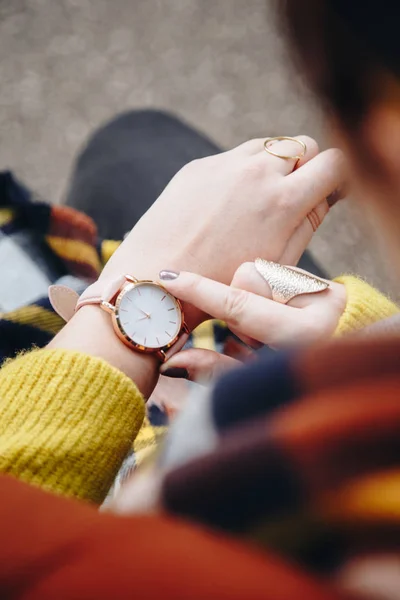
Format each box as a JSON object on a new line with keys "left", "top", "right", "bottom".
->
{"left": 115, "top": 282, "right": 182, "bottom": 349}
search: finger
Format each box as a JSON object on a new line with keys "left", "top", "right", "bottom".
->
{"left": 160, "top": 348, "right": 239, "bottom": 383}
{"left": 327, "top": 185, "right": 346, "bottom": 208}
{"left": 231, "top": 261, "right": 271, "bottom": 296}
{"left": 148, "top": 374, "right": 190, "bottom": 416}
{"left": 234, "top": 135, "right": 319, "bottom": 175}
{"left": 263, "top": 135, "right": 319, "bottom": 175}
{"left": 228, "top": 263, "right": 272, "bottom": 347}
{"left": 227, "top": 330, "right": 264, "bottom": 351}
{"left": 159, "top": 271, "right": 302, "bottom": 345}
{"left": 279, "top": 199, "right": 329, "bottom": 265}
{"left": 231, "top": 261, "right": 332, "bottom": 311}
{"left": 286, "top": 148, "right": 346, "bottom": 216}
{"left": 230, "top": 262, "right": 342, "bottom": 346}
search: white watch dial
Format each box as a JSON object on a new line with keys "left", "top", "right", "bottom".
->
{"left": 117, "top": 282, "right": 182, "bottom": 349}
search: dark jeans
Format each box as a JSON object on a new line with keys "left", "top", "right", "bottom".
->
{"left": 66, "top": 110, "right": 324, "bottom": 276}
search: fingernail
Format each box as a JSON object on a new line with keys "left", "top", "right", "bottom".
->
{"left": 162, "top": 367, "right": 189, "bottom": 379}
{"left": 159, "top": 270, "right": 180, "bottom": 281}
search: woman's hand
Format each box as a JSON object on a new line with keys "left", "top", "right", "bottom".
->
{"left": 50, "top": 136, "right": 345, "bottom": 394}
{"left": 158, "top": 263, "right": 347, "bottom": 382}
{"left": 101, "top": 136, "right": 345, "bottom": 329}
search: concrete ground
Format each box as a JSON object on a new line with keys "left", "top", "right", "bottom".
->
{"left": 0, "top": 0, "right": 397, "bottom": 298}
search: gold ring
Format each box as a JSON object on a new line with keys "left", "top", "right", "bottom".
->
{"left": 307, "top": 208, "right": 321, "bottom": 232}
{"left": 264, "top": 136, "right": 307, "bottom": 161}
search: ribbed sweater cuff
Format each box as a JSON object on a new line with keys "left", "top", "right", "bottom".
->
{"left": 333, "top": 275, "right": 400, "bottom": 336}
{"left": 0, "top": 349, "right": 145, "bottom": 504}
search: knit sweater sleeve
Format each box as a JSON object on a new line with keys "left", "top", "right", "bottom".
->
{"left": 0, "top": 348, "right": 145, "bottom": 504}
{"left": 334, "top": 275, "right": 400, "bottom": 335}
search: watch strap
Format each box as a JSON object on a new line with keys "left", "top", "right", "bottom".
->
{"left": 75, "top": 275, "right": 126, "bottom": 312}
{"left": 49, "top": 275, "right": 126, "bottom": 322}
{"left": 48, "top": 284, "right": 79, "bottom": 322}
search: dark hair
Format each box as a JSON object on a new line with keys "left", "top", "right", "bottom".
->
{"left": 278, "top": 0, "right": 399, "bottom": 130}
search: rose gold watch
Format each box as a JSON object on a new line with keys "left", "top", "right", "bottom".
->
{"left": 49, "top": 274, "right": 189, "bottom": 362}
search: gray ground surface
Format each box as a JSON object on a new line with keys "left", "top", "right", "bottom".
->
{"left": 0, "top": 0, "right": 396, "bottom": 297}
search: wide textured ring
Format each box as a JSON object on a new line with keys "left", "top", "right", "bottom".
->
{"left": 254, "top": 258, "right": 329, "bottom": 304}
{"left": 264, "top": 136, "right": 307, "bottom": 161}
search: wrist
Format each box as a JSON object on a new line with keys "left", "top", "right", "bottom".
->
{"left": 48, "top": 305, "right": 159, "bottom": 399}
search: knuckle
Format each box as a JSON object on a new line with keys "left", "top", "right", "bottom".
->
{"left": 297, "top": 135, "right": 319, "bottom": 155}
{"left": 233, "top": 262, "right": 254, "bottom": 281}
{"left": 329, "top": 147, "right": 344, "bottom": 161}
{"left": 328, "top": 148, "right": 345, "bottom": 168}
{"left": 275, "top": 186, "right": 294, "bottom": 213}
{"left": 231, "top": 262, "right": 257, "bottom": 288}
{"left": 239, "top": 154, "right": 267, "bottom": 183}
{"left": 188, "top": 273, "right": 203, "bottom": 296}
{"left": 223, "top": 288, "right": 249, "bottom": 328}
{"left": 278, "top": 175, "right": 321, "bottom": 213}
{"left": 320, "top": 148, "right": 345, "bottom": 172}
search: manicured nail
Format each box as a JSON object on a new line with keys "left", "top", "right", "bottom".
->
{"left": 159, "top": 270, "right": 180, "bottom": 281}
{"left": 162, "top": 367, "right": 189, "bottom": 379}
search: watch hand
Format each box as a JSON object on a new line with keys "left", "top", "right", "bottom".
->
{"left": 134, "top": 306, "right": 151, "bottom": 318}
{"left": 136, "top": 316, "right": 150, "bottom": 322}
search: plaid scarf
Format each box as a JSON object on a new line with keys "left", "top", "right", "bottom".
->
{"left": 0, "top": 171, "right": 101, "bottom": 359}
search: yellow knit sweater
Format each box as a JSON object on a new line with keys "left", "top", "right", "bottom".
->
{"left": 0, "top": 276, "right": 397, "bottom": 504}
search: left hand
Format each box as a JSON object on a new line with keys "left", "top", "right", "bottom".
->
{"left": 158, "top": 262, "right": 347, "bottom": 382}
{"left": 100, "top": 137, "right": 345, "bottom": 330}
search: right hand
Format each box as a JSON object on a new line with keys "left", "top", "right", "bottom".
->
{"left": 159, "top": 263, "right": 347, "bottom": 382}
{"left": 101, "top": 136, "right": 345, "bottom": 329}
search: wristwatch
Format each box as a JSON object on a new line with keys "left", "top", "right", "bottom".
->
{"left": 49, "top": 274, "right": 189, "bottom": 362}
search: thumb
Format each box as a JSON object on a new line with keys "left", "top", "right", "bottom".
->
{"left": 160, "top": 348, "right": 239, "bottom": 383}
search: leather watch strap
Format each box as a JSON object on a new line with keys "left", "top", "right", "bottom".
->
{"left": 49, "top": 275, "right": 126, "bottom": 322}
{"left": 75, "top": 275, "right": 126, "bottom": 312}
{"left": 48, "top": 285, "right": 79, "bottom": 322}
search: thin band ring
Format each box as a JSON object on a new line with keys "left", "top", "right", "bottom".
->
{"left": 264, "top": 136, "right": 307, "bottom": 161}
{"left": 307, "top": 208, "right": 321, "bottom": 232}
